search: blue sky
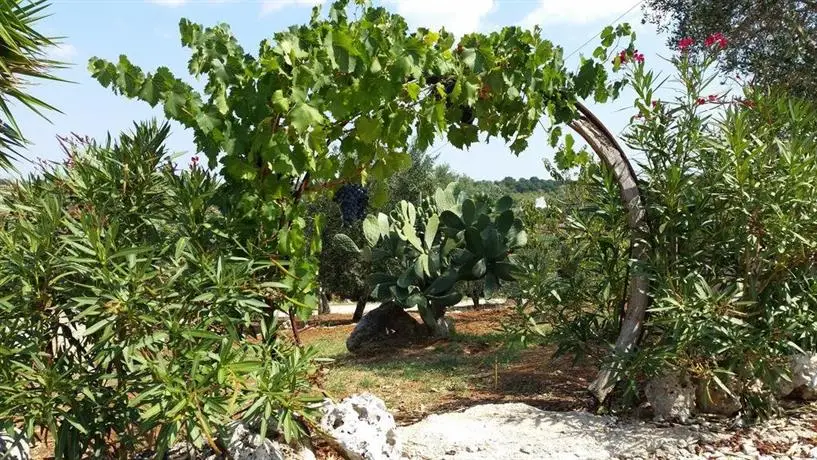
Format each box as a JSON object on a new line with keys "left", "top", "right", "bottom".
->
{"left": 10, "top": 0, "right": 677, "bottom": 180}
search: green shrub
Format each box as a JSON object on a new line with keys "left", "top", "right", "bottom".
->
{"left": 507, "top": 166, "right": 629, "bottom": 355}
{"left": 0, "top": 122, "right": 319, "bottom": 458}
{"left": 315, "top": 146, "right": 447, "bottom": 309}
{"left": 0, "top": 0, "right": 64, "bottom": 166}
{"left": 625, "top": 66, "right": 817, "bottom": 412}
{"left": 517, "top": 37, "right": 817, "bottom": 414}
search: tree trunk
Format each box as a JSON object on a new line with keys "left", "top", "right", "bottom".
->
{"left": 289, "top": 306, "right": 302, "bottom": 347}
{"left": 352, "top": 297, "right": 367, "bottom": 322}
{"left": 429, "top": 304, "right": 453, "bottom": 338}
{"left": 569, "top": 102, "right": 650, "bottom": 404}
{"left": 318, "top": 287, "right": 331, "bottom": 315}
{"left": 346, "top": 301, "right": 425, "bottom": 353}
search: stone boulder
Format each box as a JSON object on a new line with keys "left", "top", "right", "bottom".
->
{"left": 221, "top": 422, "right": 315, "bottom": 460}
{"left": 148, "top": 424, "right": 315, "bottom": 460}
{"left": 397, "top": 403, "right": 702, "bottom": 459}
{"left": 0, "top": 430, "right": 29, "bottom": 460}
{"left": 346, "top": 302, "right": 425, "bottom": 353}
{"left": 695, "top": 378, "right": 742, "bottom": 416}
{"left": 787, "top": 353, "right": 817, "bottom": 400}
{"left": 645, "top": 372, "right": 696, "bottom": 423}
{"left": 318, "top": 393, "right": 400, "bottom": 460}
{"left": 223, "top": 422, "right": 285, "bottom": 460}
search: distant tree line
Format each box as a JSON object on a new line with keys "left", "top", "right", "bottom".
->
{"left": 452, "top": 175, "right": 562, "bottom": 197}
{"left": 494, "top": 176, "right": 560, "bottom": 194}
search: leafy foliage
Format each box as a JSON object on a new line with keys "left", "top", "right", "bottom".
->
{"left": 0, "top": 0, "right": 65, "bottom": 167}
{"left": 0, "top": 122, "right": 319, "bottom": 458}
{"left": 87, "top": 0, "right": 634, "bottom": 317}
{"left": 623, "top": 49, "right": 817, "bottom": 412}
{"left": 337, "top": 184, "right": 526, "bottom": 331}
{"left": 507, "top": 166, "right": 628, "bottom": 355}
{"left": 316, "top": 146, "right": 449, "bottom": 304}
{"left": 644, "top": 0, "right": 817, "bottom": 99}
{"left": 518, "top": 38, "right": 817, "bottom": 414}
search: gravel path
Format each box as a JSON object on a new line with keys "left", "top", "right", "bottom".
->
{"left": 397, "top": 403, "right": 817, "bottom": 460}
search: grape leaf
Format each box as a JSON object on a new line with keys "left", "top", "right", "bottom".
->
{"left": 290, "top": 103, "right": 324, "bottom": 133}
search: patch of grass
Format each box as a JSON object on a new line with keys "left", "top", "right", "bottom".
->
{"left": 301, "top": 326, "right": 349, "bottom": 359}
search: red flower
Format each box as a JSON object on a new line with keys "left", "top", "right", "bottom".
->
{"left": 613, "top": 49, "right": 644, "bottom": 65}
{"left": 696, "top": 97, "right": 707, "bottom": 106}
{"left": 191, "top": 156, "right": 200, "bottom": 168}
{"left": 678, "top": 37, "right": 694, "bottom": 52}
{"left": 704, "top": 32, "right": 727, "bottom": 49}
{"left": 707, "top": 94, "right": 718, "bottom": 102}
{"left": 652, "top": 100, "right": 661, "bottom": 108}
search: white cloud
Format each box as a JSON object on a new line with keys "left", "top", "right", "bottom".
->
{"left": 49, "top": 43, "right": 77, "bottom": 61}
{"left": 521, "top": 0, "right": 638, "bottom": 28}
{"left": 261, "top": 0, "right": 325, "bottom": 15}
{"left": 392, "top": 0, "right": 495, "bottom": 38}
{"left": 147, "top": 0, "right": 187, "bottom": 6}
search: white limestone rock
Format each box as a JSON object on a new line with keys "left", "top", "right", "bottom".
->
{"left": 319, "top": 394, "right": 400, "bottom": 460}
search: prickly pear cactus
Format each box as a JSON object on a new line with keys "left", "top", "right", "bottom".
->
{"left": 334, "top": 183, "right": 527, "bottom": 335}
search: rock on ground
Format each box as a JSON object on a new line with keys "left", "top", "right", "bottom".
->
{"left": 223, "top": 422, "right": 286, "bottom": 460}
{"left": 397, "top": 403, "right": 702, "bottom": 460}
{"left": 219, "top": 422, "right": 315, "bottom": 460}
{"left": 695, "top": 378, "right": 742, "bottom": 416}
{"left": 319, "top": 393, "right": 400, "bottom": 460}
{"left": 789, "top": 353, "right": 817, "bottom": 400}
{"left": 0, "top": 430, "right": 30, "bottom": 460}
{"left": 135, "top": 423, "right": 314, "bottom": 460}
{"left": 645, "top": 372, "right": 696, "bottom": 423}
{"left": 346, "top": 302, "right": 425, "bottom": 353}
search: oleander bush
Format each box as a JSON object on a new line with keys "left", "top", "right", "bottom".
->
{"left": 517, "top": 35, "right": 817, "bottom": 414}
{"left": 0, "top": 122, "right": 319, "bottom": 458}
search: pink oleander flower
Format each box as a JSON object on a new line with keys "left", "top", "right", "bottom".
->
{"left": 678, "top": 37, "right": 694, "bottom": 52}
{"left": 704, "top": 32, "right": 727, "bottom": 49}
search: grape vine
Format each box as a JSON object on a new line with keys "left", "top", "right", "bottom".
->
{"left": 87, "top": 0, "right": 635, "bottom": 316}
{"left": 333, "top": 183, "right": 369, "bottom": 225}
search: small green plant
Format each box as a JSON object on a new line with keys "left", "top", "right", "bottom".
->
{"left": 336, "top": 184, "right": 526, "bottom": 334}
{"left": 507, "top": 166, "right": 628, "bottom": 356}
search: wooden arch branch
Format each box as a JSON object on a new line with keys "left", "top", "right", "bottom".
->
{"left": 568, "top": 102, "right": 650, "bottom": 404}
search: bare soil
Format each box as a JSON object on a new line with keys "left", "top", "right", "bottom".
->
{"left": 300, "top": 304, "right": 598, "bottom": 425}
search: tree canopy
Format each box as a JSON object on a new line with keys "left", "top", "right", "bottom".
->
{"left": 644, "top": 0, "right": 817, "bottom": 98}
{"left": 88, "top": 0, "right": 633, "bottom": 276}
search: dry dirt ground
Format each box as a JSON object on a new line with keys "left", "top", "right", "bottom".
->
{"left": 300, "top": 304, "right": 596, "bottom": 425}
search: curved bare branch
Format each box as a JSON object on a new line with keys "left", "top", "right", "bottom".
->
{"left": 568, "top": 102, "right": 650, "bottom": 404}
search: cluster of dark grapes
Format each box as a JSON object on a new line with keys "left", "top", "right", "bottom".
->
{"left": 334, "top": 184, "right": 369, "bottom": 225}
